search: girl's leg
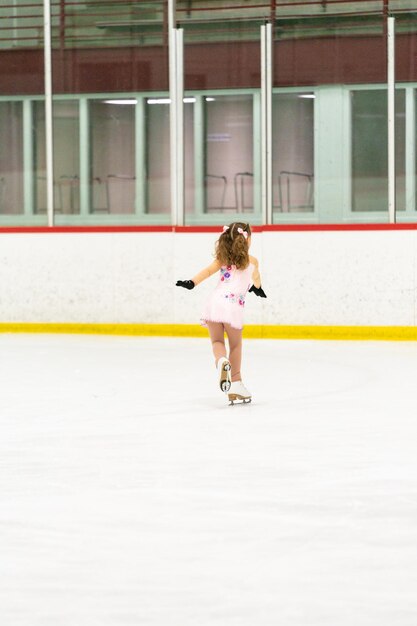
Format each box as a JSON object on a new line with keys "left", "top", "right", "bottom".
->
{"left": 206, "top": 321, "right": 227, "bottom": 365}
{"left": 224, "top": 324, "right": 243, "bottom": 382}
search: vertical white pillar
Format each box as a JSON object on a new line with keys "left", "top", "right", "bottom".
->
{"left": 266, "top": 23, "right": 273, "bottom": 225}
{"left": 44, "top": 0, "right": 54, "bottom": 226}
{"left": 261, "top": 25, "right": 267, "bottom": 223}
{"left": 168, "top": 0, "right": 177, "bottom": 225}
{"left": 261, "top": 23, "right": 273, "bottom": 224}
{"left": 168, "top": 0, "right": 184, "bottom": 226}
{"left": 387, "top": 16, "right": 396, "bottom": 224}
{"left": 176, "top": 28, "right": 184, "bottom": 225}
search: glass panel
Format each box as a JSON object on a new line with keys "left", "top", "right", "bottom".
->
{"left": 0, "top": 0, "right": 42, "bottom": 51}
{"left": 51, "top": 0, "right": 168, "bottom": 223}
{"left": 145, "top": 99, "right": 194, "bottom": 215}
{"left": 182, "top": 2, "right": 262, "bottom": 224}
{"left": 351, "top": 90, "right": 405, "bottom": 212}
{"left": 184, "top": 101, "right": 195, "bottom": 216}
{"left": 274, "top": 10, "right": 386, "bottom": 223}
{"left": 146, "top": 99, "right": 170, "bottom": 214}
{"left": 33, "top": 101, "right": 80, "bottom": 215}
{"left": 51, "top": 0, "right": 166, "bottom": 54}
{"left": 2, "top": 2, "right": 411, "bottom": 226}
{"left": 33, "top": 102, "right": 48, "bottom": 216}
{"left": 396, "top": 14, "right": 417, "bottom": 219}
{"left": 272, "top": 93, "right": 314, "bottom": 215}
{"left": 89, "top": 100, "right": 135, "bottom": 215}
{"left": 415, "top": 90, "right": 417, "bottom": 213}
{"left": 205, "top": 95, "right": 253, "bottom": 215}
{"left": 0, "top": 1, "right": 45, "bottom": 224}
{"left": 0, "top": 102, "right": 24, "bottom": 215}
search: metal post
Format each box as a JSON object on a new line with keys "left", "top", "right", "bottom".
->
{"left": 168, "top": 25, "right": 184, "bottom": 227}
{"left": 261, "top": 24, "right": 267, "bottom": 223}
{"left": 44, "top": 0, "right": 54, "bottom": 226}
{"left": 168, "top": 0, "right": 176, "bottom": 51}
{"left": 168, "top": 0, "right": 177, "bottom": 225}
{"left": 266, "top": 22, "right": 273, "bottom": 224}
{"left": 261, "top": 23, "right": 273, "bottom": 224}
{"left": 387, "top": 16, "right": 396, "bottom": 224}
{"left": 176, "top": 27, "right": 184, "bottom": 226}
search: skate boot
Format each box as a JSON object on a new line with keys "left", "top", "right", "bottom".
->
{"left": 217, "top": 357, "right": 232, "bottom": 393}
{"left": 228, "top": 380, "right": 252, "bottom": 405}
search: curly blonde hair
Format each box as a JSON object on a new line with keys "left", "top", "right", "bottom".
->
{"left": 215, "top": 222, "right": 251, "bottom": 269}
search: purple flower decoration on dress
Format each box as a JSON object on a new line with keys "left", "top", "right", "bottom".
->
{"left": 224, "top": 292, "right": 245, "bottom": 306}
{"left": 220, "top": 266, "right": 233, "bottom": 282}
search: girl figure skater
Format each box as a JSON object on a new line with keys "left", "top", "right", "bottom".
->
{"left": 176, "top": 222, "right": 267, "bottom": 404}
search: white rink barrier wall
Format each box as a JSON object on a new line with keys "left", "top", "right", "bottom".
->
{"left": 0, "top": 228, "right": 417, "bottom": 340}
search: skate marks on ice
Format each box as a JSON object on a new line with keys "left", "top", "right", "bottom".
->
{"left": 1, "top": 335, "right": 417, "bottom": 626}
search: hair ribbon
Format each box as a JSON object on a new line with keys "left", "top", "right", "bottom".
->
{"left": 237, "top": 227, "right": 248, "bottom": 240}
{"left": 222, "top": 225, "right": 230, "bottom": 233}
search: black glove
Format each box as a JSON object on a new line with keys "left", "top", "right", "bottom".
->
{"left": 176, "top": 280, "right": 195, "bottom": 290}
{"left": 249, "top": 285, "right": 267, "bottom": 298}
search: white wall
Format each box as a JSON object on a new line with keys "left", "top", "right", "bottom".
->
{"left": 0, "top": 229, "right": 415, "bottom": 327}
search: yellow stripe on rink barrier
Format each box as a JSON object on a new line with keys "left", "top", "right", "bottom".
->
{"left": 242, "top": 325, "right": 417, "bottom": 341}
{"left": 1, "top": 323, "right": 417, "bottom": 341}
{"left": 0, "top": 323, "right": 206, "bottom": 337}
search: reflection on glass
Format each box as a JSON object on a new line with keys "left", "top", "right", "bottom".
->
{"left": 146, "top": 100, "right": 169, "bottom": 214}
{"left": 272, "top": 93, "right": 314, "bottom": 215}
{"left": 90, "top": 100, "right": 135, "bottom": 214}
{"left": 415, "top": 90, "right": 417, "bottom": 213}
{"left": 0, "top": 102, "right": 23, "bottom": 215}
{"left": 205, "top": 95, "right": 253, "bottom": 215}
{"left": 352, "top": 90, "right": 405, "bottom": 212}
{"left": 34, "top": 101, "right": 80, "bottom": 214}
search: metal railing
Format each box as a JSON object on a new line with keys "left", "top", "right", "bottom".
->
{"left": 0, "top": 1, "right": 416, "bottom": 50}
{"left": 276, "top": 170, "right": 314, "bottom": 212}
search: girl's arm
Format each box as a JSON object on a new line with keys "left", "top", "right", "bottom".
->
{"left": 249, "top": 256, "right": 267, "bottom": 297}
{"left": 250, "top": 256, "right": 262, "bottom": 289}
{"left": 191, "top": 259, "right": 221, "bottom": 286}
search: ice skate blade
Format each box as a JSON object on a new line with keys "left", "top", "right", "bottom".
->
{"left": 228, "top": 394, "right": 252, "bottom": 406}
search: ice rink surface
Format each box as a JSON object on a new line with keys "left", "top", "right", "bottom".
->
{"left": 1, "top": 333, "right": 417, "bottom": 626}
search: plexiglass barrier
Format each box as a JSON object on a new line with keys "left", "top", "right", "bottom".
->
{"left": 0, "top": 1, "right": 416, "bottom": 225}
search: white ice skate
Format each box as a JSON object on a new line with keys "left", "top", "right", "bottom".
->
{"left": 228, "top": 381, "right": 252, "bottom": 405}
{"left": 217, "top": 357, "right": 231, "bottom": 393}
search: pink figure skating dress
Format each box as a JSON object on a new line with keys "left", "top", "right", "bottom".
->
{"left": 201, "top": 262, "right": 254, "bottom": 330}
